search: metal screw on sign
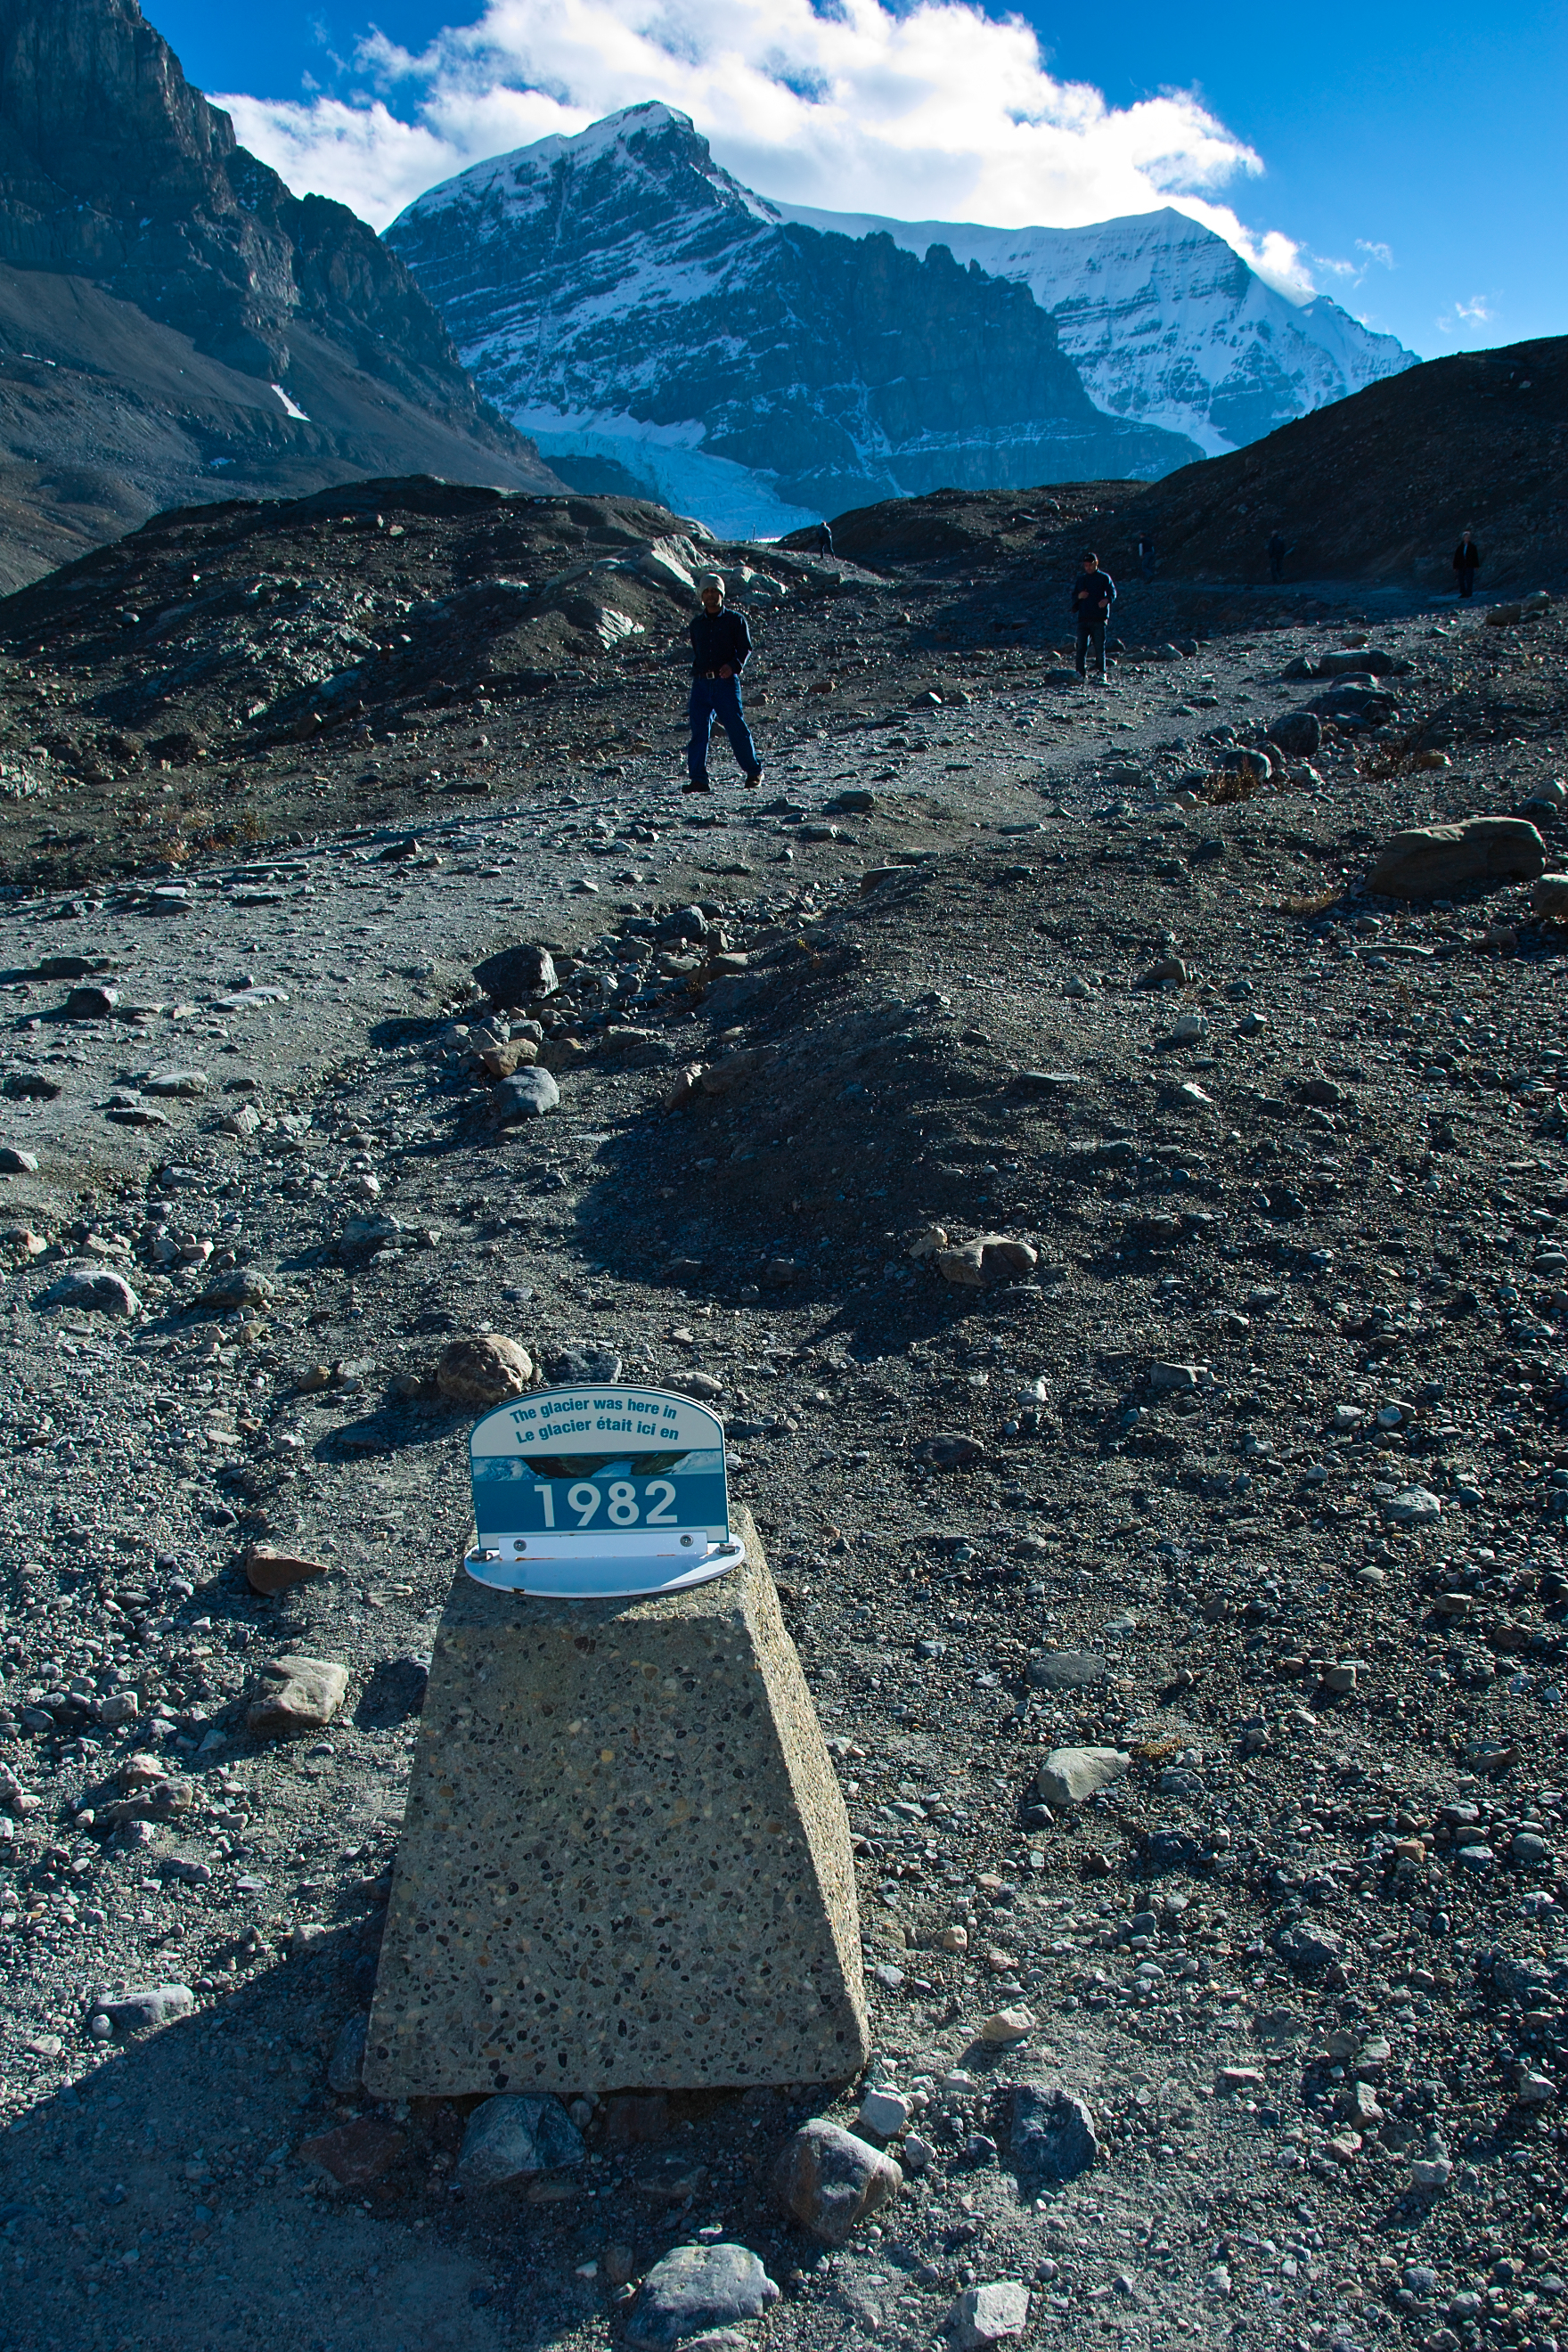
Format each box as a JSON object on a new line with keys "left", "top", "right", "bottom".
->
{"left": 462, "top": 1384, "right": 744, "bottom": 1598}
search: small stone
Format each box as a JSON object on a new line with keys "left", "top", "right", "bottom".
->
{"left": 543, "top": 1343, "right": 622, "bottom": 1384}
{"left": 940, "top": 1924, "right": 969, "bottom": 1953}
{"left": 772, "top": 2119, "right": 901, "bottom": 2244}
{"left": 1409, "top": 2157, "right": 1452, "bottom": 2191}
{"left": 947, "top": 2281, "right": 1031, "bottom": 2350}
{"left": 1035, "top": 1746, "right": 1131, "bottom": 1806}
{"left": 1320, "top": 1662, "right": 1360, "bottom": 1695}
{"left": 668, "top": 1371, "right": 724, "bottom": 1400}
{"left": 290, "top": 1920, "right": 336, "bottom": 1956}
{"left": 94, "top": 1984, "right": 193, "bottom": 2036}
{"left": 1510, "top": 1831, "right": 1552, "bottom": 1866}
{"left": 141, "top": 1068, "right": 210, "bottom": 1097}
{"left": 1272, "top": 1920, "right": 1345, "bottom": 1975}
{"left": 1515, "top": 2068, "right": 1556, "bottom": 2107}
{"left": 41, "top": 1262, "right": 140, "bottom": 1317}
{"left": 327, "top": 2013, "right": 368, "bottom": 2095}
{"left": 298, "top": 2114, "right": 406, "bottom": 2187}
{"left": 94, "top": 1691, "right": 139, "bottom": 1727}
{"left": 1216, "top": 2067, "right": 1266, "bottom": 2095}
{"left": 435, "top": 1333, "right": 533, "bottom": 1406}
{"left": 977, "top": 2006, "right": 1035, "bottom": 2046}
{"left": 200, "top": 1269, "right": 275, "bottom": 1312}
{"left": 627, "top": 2243, "right": 780, "bottom": 2346}
{"left": 246, "top": 1655, "right": 348, "bottom": 1740}
{"left": 457, "top": 2094, "right": 586, "bottom": 2186}
{"left": 856, "top": 2088, "right": 910, "bottom": 2139}
{"left": 474, "top": 943, "right": 559, "bottom": 1004}
{"left": 1010, "top": 2085, "right": 1098, "bottom": 2182}
{"left": 918, "top": 1430, "right": 986, "bottom": 1470}
{"left": 0, "top": 1146, "right": 40, "bottom": 1173}
{"left": 1026, "top": 1651, "right": 1107, "bottom": 1692}
{"left": 477, "top": 1038, "right": 540, "bottom": 1079}
{"left": 1380, "top": 1486, "right": 1442, "bottom": 1525}
{"left": 242, "top": 1544, "right": 330, "bottom": 1597}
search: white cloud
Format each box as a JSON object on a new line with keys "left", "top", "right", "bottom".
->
{"left": 1355, "top": 239, "right": 1394, "bottom": 270}
{"left": 217, "top": 0, "right": 1318, "bottom": 298}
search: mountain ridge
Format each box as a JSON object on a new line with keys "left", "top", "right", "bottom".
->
{"left": 0, "top": 0, "right": 562, "bottom": 589}
{"left": 388, "top": 102, "right": 1417, "bottom": 535}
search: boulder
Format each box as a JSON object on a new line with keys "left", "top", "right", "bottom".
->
{"left": 456, "top": 2094, "right": 585, "bottom": 2187}
{"left": 935, "top": 1236, "right": 1039, "bottom": 1287}
{"left": 1025, "top": 1652, "right": 1107, "bottom": 1692}
{"left": 772, "top": 2119, "right": 900, "bottom": 2245}
{"left": 41, "top": 1262, "right": 139, "bottom": 1317}
{"left": 1368, "top": 817, "right": 1545, "bottom": 899}
{"left": 475, "top": 943, "right": 559, "bottom": 1003}
{"left": 435, "top": 1334, "right": 533, "bottom": 1407}
{"left": 1011, "top": 2082, "right": 1098, "bottom": 2183}
{"left": 476, "top": 1037, "right": 539, "bottom": 1079}
{"left": 1530, "top": 874, "right": 1568, "bottom": 922}
{"left": 947, "top": 2282, "right": 1031, "bottom": 2349}
{"left": 0, "top": 1146, "right": 39, "bottom": 1173}
{"left": 494, "top": 1066, "right": 559, "bottom": 1119}
{"left": 1035, "top": 1746, "right": 1131, "bottom": 1807}
{"left": 246, "top": 1654, "right": 348, "bottom": 1739}
{"left": 627, "top": 2245, "right": 780, "bottom": 2346}
{"left": 94, "top": 1983, "right": 192, "bottom": 2036}
{"left": 1265, "top": 709, "right": 1322, "bottom": 758}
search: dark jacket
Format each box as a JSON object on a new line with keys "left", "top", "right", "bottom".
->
{"left": 1072, "top": 568, "right": 1115, "bottom": 619}
{"left": 690, "top": 608, "right": 752, "bottom": 676}
{"left": 1453, "top": 540, "right": 1481, "bottom": 574}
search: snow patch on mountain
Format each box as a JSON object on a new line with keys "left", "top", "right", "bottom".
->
{"left": 779, "top": 201, "right": 1416, "bottom": 456}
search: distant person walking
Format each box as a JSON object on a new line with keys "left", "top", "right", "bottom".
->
{"left": 1071, "top": 551, "right": 1115, "bottom": 681}
{"left": 1267, "top": 528, "right": 1289, "bottom": 584}
{"left": 1453, "top": 528, "right": 1482, "bottom": 599}
{"left": 816, "top": 520, "right": 835, "bottom": 559}
{"left": 1137, "top": 530, "right": 1156, "bottom": 582}
{"left": 684, "top": 572, "right": 763, "bottom": 795}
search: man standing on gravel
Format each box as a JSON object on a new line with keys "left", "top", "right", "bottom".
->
{"left": 685, "top": 571, "right": 763, "bottom": 795}
{"left": 1453, "top": 528, "right": 1482, "bottom": 599}
{"left": 1071, "top": 551, "right": 1115, "bottom": 681}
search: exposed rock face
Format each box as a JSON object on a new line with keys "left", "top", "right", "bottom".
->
{"left": 0, "top": 0, "right": 560, "bottom": 588}
{"left": 387, "top": 103, "right": 1201, "bottom": 535}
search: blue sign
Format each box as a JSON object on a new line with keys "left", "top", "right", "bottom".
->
{"left": 464, "top": 1384, "right": 742, "bottom": 1597}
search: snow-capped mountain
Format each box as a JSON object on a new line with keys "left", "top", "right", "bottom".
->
{"left": 385, "top": 104, "right": 1203, "bottom": 536}
{"left": 387, "top": 103, "right": 1416, "bottom": 537}
{"left": 780, "top": 202, "right": 1415, "bottom": 459}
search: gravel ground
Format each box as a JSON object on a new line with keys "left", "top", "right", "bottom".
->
{"left": 0, "top": 524, "right": 1565, "bottom": 2352}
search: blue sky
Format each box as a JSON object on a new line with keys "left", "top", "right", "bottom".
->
{"left": 150, "top": 0, "right": 1566, "bottom": 359}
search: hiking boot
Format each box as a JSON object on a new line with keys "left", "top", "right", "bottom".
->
{"left": 682, "top": 775, "right": 712, "bottom": 794}
{"left": 743, "top": 768, "right": 763, "bottom": 788}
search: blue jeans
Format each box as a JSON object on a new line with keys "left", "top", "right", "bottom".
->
{"left": 687, "top": 675, "right": 758, "bottom": 781}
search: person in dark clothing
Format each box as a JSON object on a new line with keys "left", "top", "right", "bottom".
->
{"left": 1453, "top": 529, "right": 1481, "bottom": 598}
{"left": 1071, "top": 551, "right": 1115, "bottom": 679}
{"left": 817, "top": 520, "right": 835, "bottom": 559}
{"left": 684, "top": 572, "right": 763, "bottom": 794}
{"left": 1137, "top": 530, "right": 1156, "bottom": 582}
{"left": 1267, "top": 528, "right": 1288, "bottom": 584}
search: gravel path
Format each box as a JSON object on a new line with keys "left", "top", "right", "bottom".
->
{"left": 0, "top": 580, "right": 1565, "bottom": 2352}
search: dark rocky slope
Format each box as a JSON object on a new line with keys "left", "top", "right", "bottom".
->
{"left": 0, "top": 0, "right": 560, "bottom": 590}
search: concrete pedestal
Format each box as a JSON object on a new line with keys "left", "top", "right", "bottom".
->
{"left": 363, "top": 1509, "right": 868, "bottom": 2098}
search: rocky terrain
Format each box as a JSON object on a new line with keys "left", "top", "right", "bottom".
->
{"left": 0, "top": 476, "right": 1565, "bottom": 2352}
{"left": 0, "top": 0, "right": 560, "bottom": 592}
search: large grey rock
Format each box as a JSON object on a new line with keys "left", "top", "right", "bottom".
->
{"left": 456, "top": 2093, "right": 585, "bottom": 2186}
{"left": 364, "top": 1512, "right": 868, "bottom": 2098}
{"left": 41, "top": 1262, "right": 140, "bottom": 1317}
{"left": 1368, "top": 817, "right": 1545, "bottom": 899}
{"left": 495, "top": 1066, "right": 559, "bottom": 1119}
{"left": 246, "top": 1655, "right": 348, "bottom": 1739}
{"left": 1273, "top": 1920, "right": 1345, "bottom": 1974}
{"left": 772, "top": 2119, "right": 900, "bottom": 2245}
{"left": 1380, "top": 1485, "right": 1442, "bottom": 1526}
{"left": 1035, "top": 1746, "right": 1131, "bottom": 1806}
{"left": 1264, "top": 709, "right": 1322, "bottom": 758}
{"left": 947, "top": 2283, "right": 1031, "bottom": 2349}
{"left": 628, "top": 2244, "right": 780, "bottom": 2346}
{"left": 1026, "top": 1650, "right": 1108, "bottom": 1692}
{"left": 94, "top": 1983, "right": 192, "bottom": 2036}
{"left": 475, "top": 943, "right": 559, "bottom": 1003}
{"left": 1010, "top": 2084, "right": 1098, "bottom": 2183}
